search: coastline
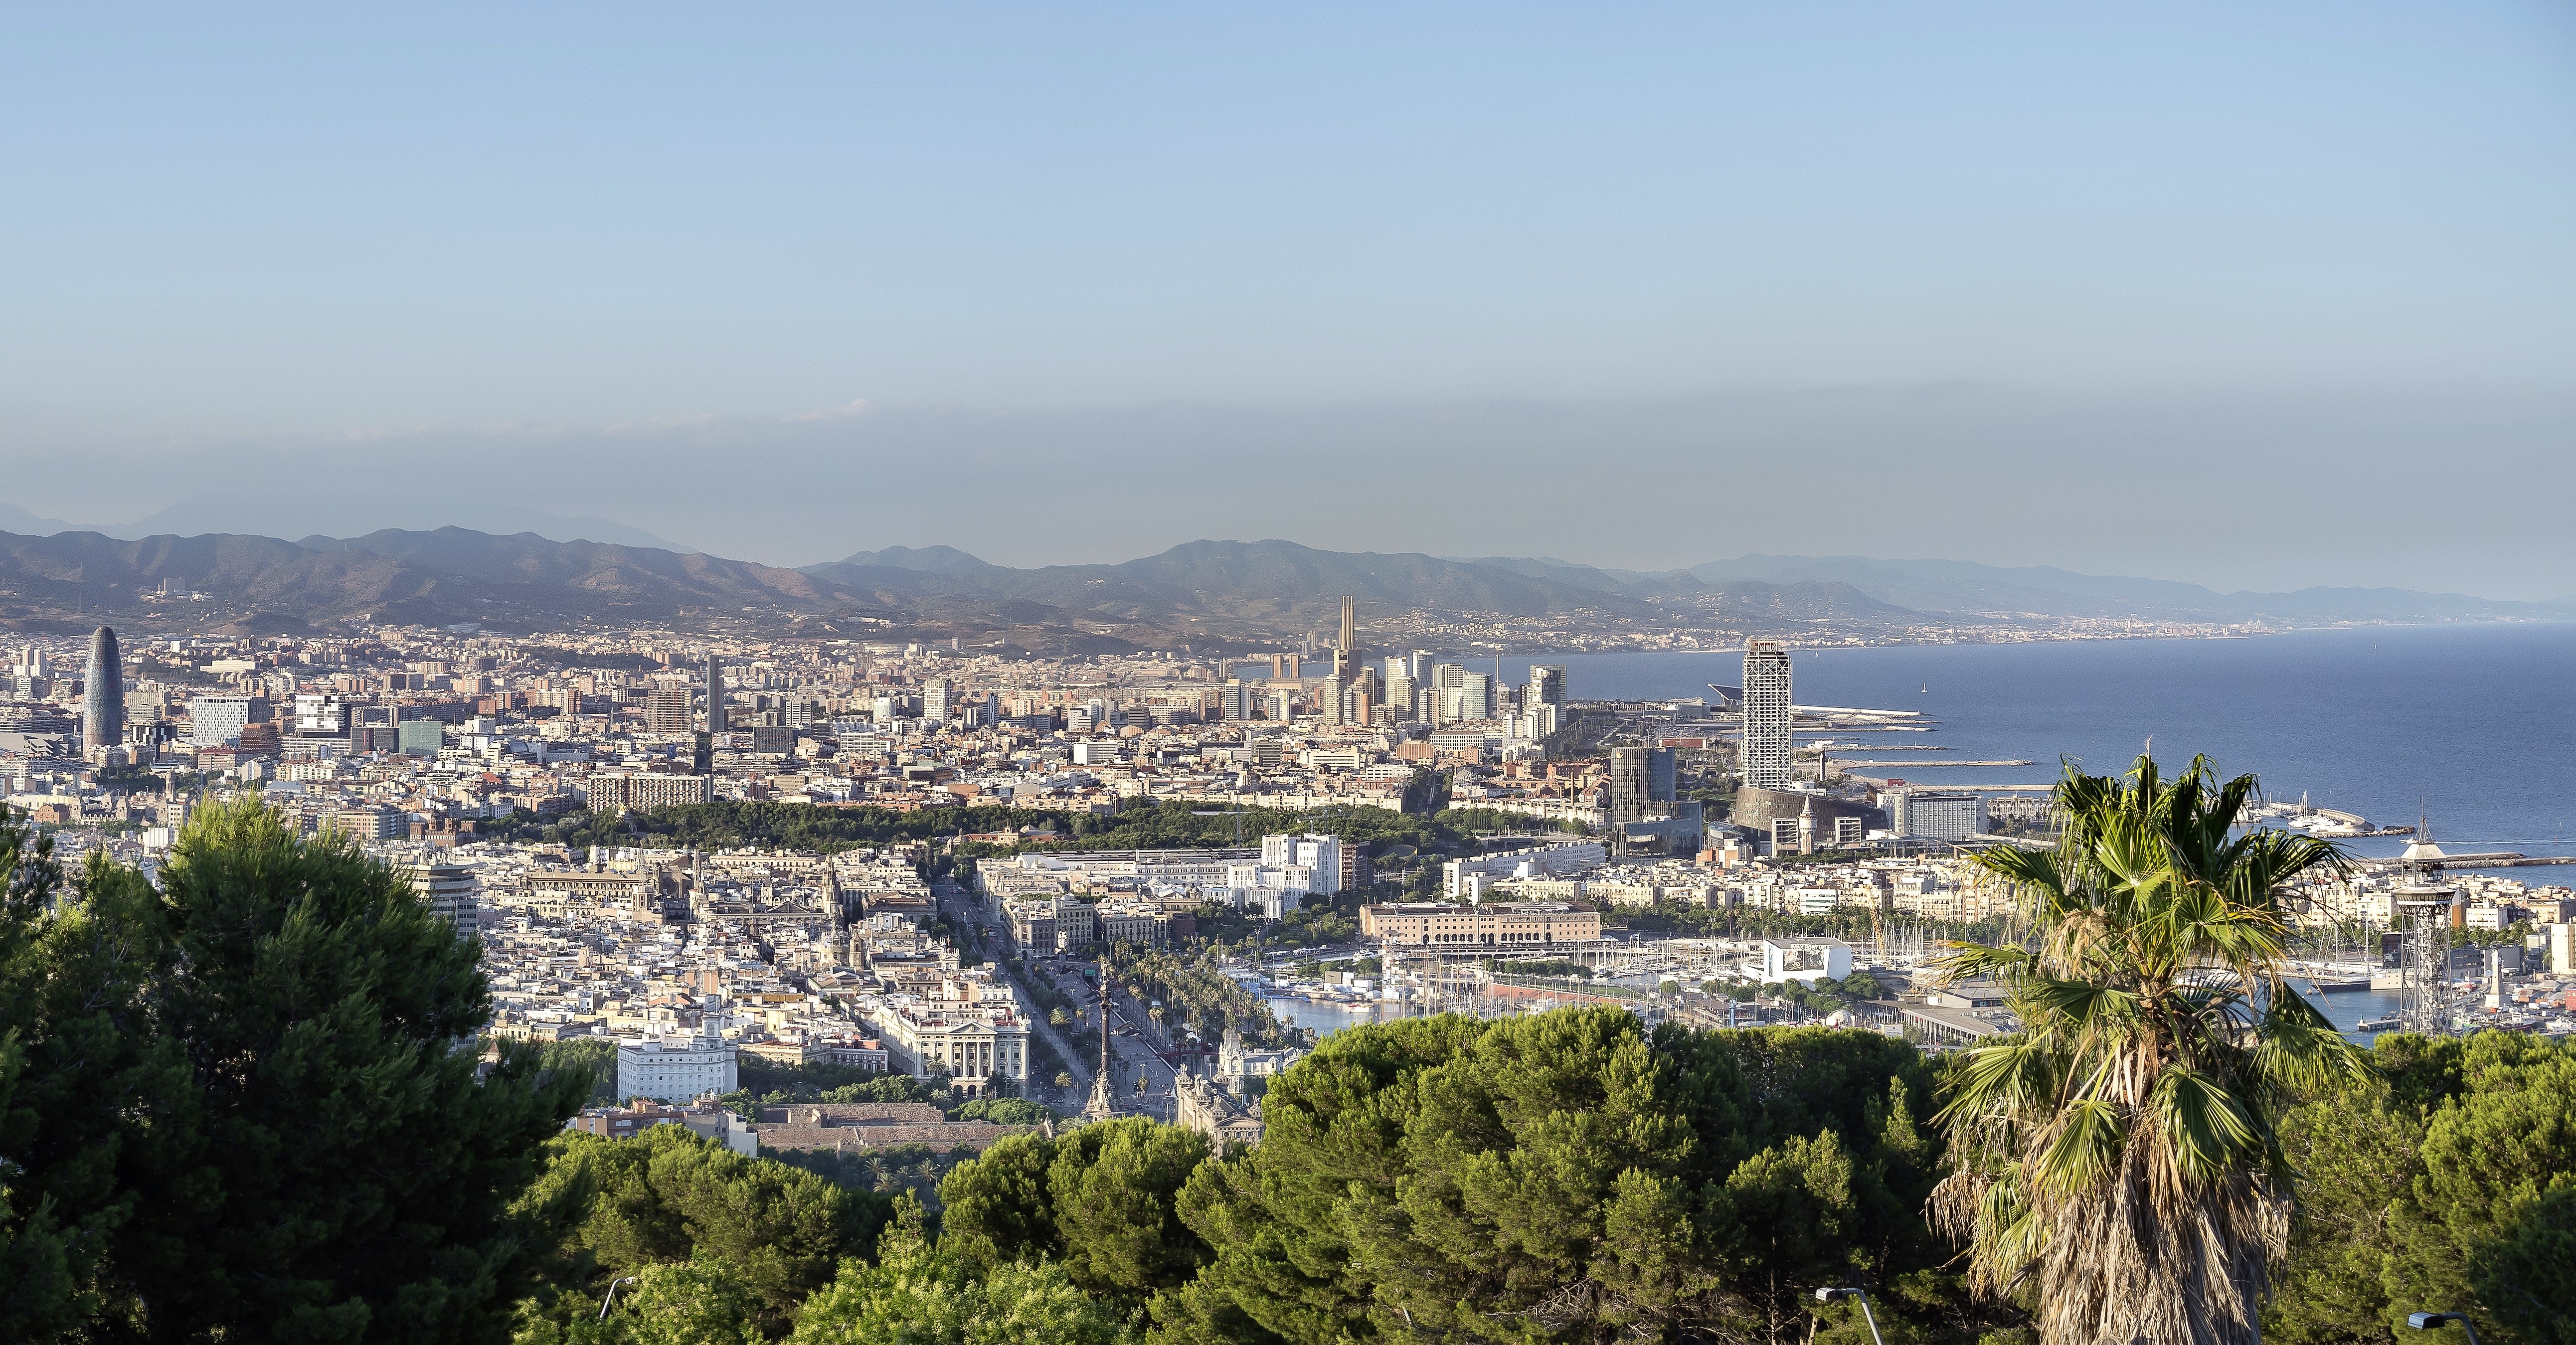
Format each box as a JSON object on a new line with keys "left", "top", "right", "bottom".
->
{"left": 1442, "top": 615, "right": 2576, "bottom": 661}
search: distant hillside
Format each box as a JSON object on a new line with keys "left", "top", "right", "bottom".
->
{"left": 0, "top": 529, "right": 2541, "bottom": 644}
{"left": 834, "top": 545, "right": 996, "bottom": 575}
{"left": 0, "top": 530, "right": 1909, "bottom": 646}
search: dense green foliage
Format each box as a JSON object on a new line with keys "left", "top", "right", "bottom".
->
{"left": 951, "top": 1097, "right": 1055, "bottom": 1126}
{"left": 939, "top": 1116, "right": 1215, "bottom": 1307}
{"left": 512, "top": 1124, "right": 889, "bottom": 1341}
{"left": 1157, "top": 1009, "right": 1979, "bottom": 1345}
{"left": 0, "top": 799, "right": 592, "bottom": 1342}
{"left": 787, "top": 1199, "right": 1138, "bottom": 1345}
{"left": 2268, "top": 1032, "right": 2576, "bottom": 1345}
{"left": 770, "top": 1143, "right": 980, "bottom": 1209}
{"left": 1496, "top": 957, "right": 1594, "bottom": 979}
{"left": 537, "top": 1036, "right": 622, "bottom": 1105}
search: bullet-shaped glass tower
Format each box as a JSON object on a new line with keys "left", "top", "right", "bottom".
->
{"left": 82, "top": 626, "right": 123, "bottom": 753}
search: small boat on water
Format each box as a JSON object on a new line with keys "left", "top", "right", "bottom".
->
{"left": 2355, "top": 1014, "right": 2402, "bottom": 1031}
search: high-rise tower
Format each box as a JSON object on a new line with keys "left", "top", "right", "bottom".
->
{"left": 1607, "top": 746, "right": 1653, "bottom": 825}
{"left": 82, "top": 626, "right": 123, "bottom": 753}
{"left": 704, "top": 654, "right": 727, "bottom": 733}
{"left": 1740, "top": 641, "right": 1793, "bottom": 790}
{"left": 1332, "top": 595, "right": 1358, "bottom": 685}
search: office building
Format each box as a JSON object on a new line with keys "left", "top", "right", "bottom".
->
{"left": 328, "top": 805, "right": 408, "bottom": 841}
{"left": 413, "top": 864, "right": 480, "bottom": 936}
{"left": 924, "top": 678, "right": 952, "bottom": 725}
{"left": 1895, "top": 790, "right": 1987, "bottom": 842}
{"left": 1456, "top": 672, "right": 1493, "bottom": 722}
{"left": 645, "top": 684, "right": 693, "bottom": 734}
{"left": 1528, "top": 664, "right": 1566, "bottom": 708}
{"left": 1740, "top": 642, "right": 1793, "bottom": 790}
{"left": 1606, "top": 746, "right": 1676, "bottom": 825}
{"left": 187, "top": 695, "right": 267, "bottom": 749}
{"left": 590, "top": 772, "right": 714, "bottom": 811}
{"left": 1333, "top": 595, "right": 1359, "bottom": 685}
{"left": 1261, "top": 833, "right": 1344, "bottom": 895}
{"left": 396, "top": 719, "right": 446, "bottom": 756}
{"left": 293, "top": 691, "right": 347, "bottom": 735}
{"left": 1360, "top": 901, "right": 1601, "bottom": 948}
{"left": 81, "top": 626, "right": 122, "bottom": 753}
{"left": 704, "top": 655, "right": 728, "bottom": 734}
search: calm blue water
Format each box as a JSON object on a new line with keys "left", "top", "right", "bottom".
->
{"left": 1494, "top": 623, "right": 2576, "bottom": 859}
{"left": 1267, "top": 996, "right": 1396, "bottom": 1035}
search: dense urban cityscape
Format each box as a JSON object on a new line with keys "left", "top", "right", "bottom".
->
{"left": 12, "top": 603, "right": 2574, "bottom": 1127}
{"left": 9, "top": 7, "right": 2570, "bottom": 1343}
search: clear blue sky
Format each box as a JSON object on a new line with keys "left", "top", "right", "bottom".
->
{"left": 3, "top": 4, "right": 2571, "bottom": 594}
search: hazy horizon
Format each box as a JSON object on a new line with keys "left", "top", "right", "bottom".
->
{"left": 6, "top": 6, "right": 2570, "bottom": 596}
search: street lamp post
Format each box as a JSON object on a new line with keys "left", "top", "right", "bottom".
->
{"left": 2407, "top": 1312, "right": 2483, "bottom": 1345}
{"left": 1815, "top": 1287, "right": 1885, "bottom": 1345}
{"left": 598, "top": 1275, "right": 639, "bottom": 1321}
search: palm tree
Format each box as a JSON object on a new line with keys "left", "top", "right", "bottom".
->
{"left": 1929, "top": 755, "right": 2368, "bottom": 1345}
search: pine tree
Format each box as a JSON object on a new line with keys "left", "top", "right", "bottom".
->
{"left": 1, "top": 816, "right": 190, "bottom": 1339}
{"left": 0, "top": 799, "right": 594, "bottom": 1342}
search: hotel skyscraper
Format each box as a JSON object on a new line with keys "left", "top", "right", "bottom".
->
{"left": 1740, "top": 641, "right": 1793, "bottom": 790}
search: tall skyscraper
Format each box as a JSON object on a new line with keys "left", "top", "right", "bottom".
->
{"left": 1741, "top": 641, "right": 1793, "bottom": 789}
{"left": 924, "top": 678, "right": 953, "bottom": 724}
{"left": 646, "top": 684, "right": 692, "bottom": 734}
{"left": 82, "top": 625, "right": 122, "bottom": 753}
{"left": 1608, "top": 746, "right": 1652, "bottom": 825}
{"left": 704, "top": 655, "right": 728, "bottom": 733}
{"left": 1528, "top": 664, "right": 1566, "bottom": 708}
{"left": 1607, "top": 746, "right": 1676, "bottom": 825}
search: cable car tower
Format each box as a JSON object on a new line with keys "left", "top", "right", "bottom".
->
{"left": 2392, "top": 819, "right": 2458, "bottom": 1036}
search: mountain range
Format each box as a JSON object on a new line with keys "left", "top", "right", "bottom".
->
{"left": 0, "top": 526, "right": 2561, "bottom": 647}
{"left": 0, "top": 497, "right": 689, "bottom": 553}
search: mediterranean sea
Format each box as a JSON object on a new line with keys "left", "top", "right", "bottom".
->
{"left": 1491, "top": 621, "right": 2576, "bottom": 861}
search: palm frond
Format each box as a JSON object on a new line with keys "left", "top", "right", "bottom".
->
{"left": 2148, "top": 1066, "right": 2262, "bottom": 1185}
